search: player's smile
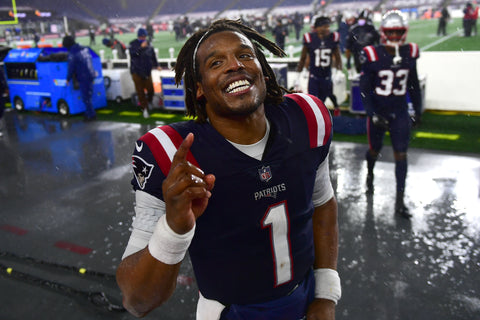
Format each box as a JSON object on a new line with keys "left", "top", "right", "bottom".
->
{"left": 224, "top": 78, "right": 252, "bottom": 95}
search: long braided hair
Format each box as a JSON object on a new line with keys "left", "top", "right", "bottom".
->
{"left": 174, "top": 19, "right": 289, "bottom": 123}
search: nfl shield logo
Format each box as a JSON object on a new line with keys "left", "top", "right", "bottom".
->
{"left": 258, "top": 166, "right": 272, "bottom": 182}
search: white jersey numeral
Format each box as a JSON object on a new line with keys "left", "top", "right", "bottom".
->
{"left": 262, "top": 201, "right": 293, "bottom": 286}
{"left": 314, "top": 48, "right": 332, "bottom": 67}
{"left": 375, "top": 69, "right": 409, "bottom": 96}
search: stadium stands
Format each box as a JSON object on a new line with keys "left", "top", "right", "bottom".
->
{"left": 18, "top": 0, "right": 316, "bottom": 21}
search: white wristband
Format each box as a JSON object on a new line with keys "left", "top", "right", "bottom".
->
{"left": 148, "top": 214, "right": 195, "bottom": 265}
{"left": 314, "top": 268, "right": 342, "bottom": 304}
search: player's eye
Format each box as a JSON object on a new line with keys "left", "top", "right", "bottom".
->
{"left": 239, "top": 52, "right": 254, "bottom": 60}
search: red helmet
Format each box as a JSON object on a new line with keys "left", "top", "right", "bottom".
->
{"left": 380, "top": 10, "right": 408, "bottom": 46}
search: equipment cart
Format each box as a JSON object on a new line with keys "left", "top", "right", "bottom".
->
{"left": 3, "top": 47, "right": 106, "bottom": 116}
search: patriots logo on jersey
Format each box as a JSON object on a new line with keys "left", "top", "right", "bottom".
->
{"left": 258, "top": 166, "right": 272, "bottom": 182}
{"left": 132, "top": 155, "right": 154, "bottom": 189}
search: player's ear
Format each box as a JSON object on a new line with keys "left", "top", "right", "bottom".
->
{"left": 196, "top": 82, "right": 205, "bottom": 101}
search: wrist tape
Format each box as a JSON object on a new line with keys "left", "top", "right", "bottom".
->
{"left": 148, "top": 214, "right": 195, "bottom": 265}
{"left": 314, "top": 268, "right": 342, "bottom": 304}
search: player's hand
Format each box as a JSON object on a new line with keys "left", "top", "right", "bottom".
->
{"left": 162, "top": 133, "right": 215, "bottom": 234}
{"left": 371, "top": 114, "right": 389, "bottom": 130}
{"left": 411, "top": 114, "right": 421, "bottom": 128}
{"left": 306, "top": 298, "right": 335, "bottom": 320}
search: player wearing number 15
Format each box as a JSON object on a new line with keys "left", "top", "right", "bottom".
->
{"left": 297, "top": 16, "right": 342, "bottom": 116}
{"left": 116, "top": 19, "right": 340, "bottom": 320}
{"left": 359, "top": 10, "right": 422, "bottom": 218}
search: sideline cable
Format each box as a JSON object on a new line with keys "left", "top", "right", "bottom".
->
{"left": 0, "top": 252, "right": 125, "bottom": 312}
{"left": 0, "top": 251, "right": 116, "bottom": 280}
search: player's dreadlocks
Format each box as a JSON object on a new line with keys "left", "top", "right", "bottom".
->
{"left": 174, "top": 19, "right": 288, "bottom": 123}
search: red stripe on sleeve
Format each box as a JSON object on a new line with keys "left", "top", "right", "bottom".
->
{"left": 286, "top": 93, "right": 319, "bottom": 148}
{"left": 140, "top": 130, "right": 172, "bottom": 177}
{"left": 318, "top": 99, "right": 332, "bottom": 146}
{"left": 160, "top": 126, "right": 200, "bottom": 169}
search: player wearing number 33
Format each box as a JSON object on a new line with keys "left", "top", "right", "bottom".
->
{"left": 359, "top": 10, "right": 423, "bottom": 219}
{"left": 116, "top": 19, "right": 341, "bottom": 320}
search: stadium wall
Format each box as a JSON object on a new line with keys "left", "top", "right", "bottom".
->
{"left": 417, "top": 51, "right": 480, "bottom": 112}
{"left": 105, "top": 50, "right": 479, "bottom": 113}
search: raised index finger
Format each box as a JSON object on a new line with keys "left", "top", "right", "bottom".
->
{"left": 171, "top": 132, "right": 194, "bottom": 167}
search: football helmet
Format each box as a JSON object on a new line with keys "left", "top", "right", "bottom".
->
{"left": 380, "top": 10, "right": 408, "bottom": 46}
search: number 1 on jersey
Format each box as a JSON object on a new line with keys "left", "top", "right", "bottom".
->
{"left": 262, "top": 201, "right": 293, "bottom": 286}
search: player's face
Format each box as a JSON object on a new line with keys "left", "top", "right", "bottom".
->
{"left": 385, "top": 30, "right": 405, "bottom": 43}
{"left": 316, "top": 24, "right": 330, "bottom": 38}
{"left": 195, "top": 31, "right": 267, "bottom": 119}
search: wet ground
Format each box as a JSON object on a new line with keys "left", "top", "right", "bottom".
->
{"left": 0, "top": 108, "right": 479, "bottom": 320}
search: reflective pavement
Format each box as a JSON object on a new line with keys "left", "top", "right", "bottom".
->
{"left": 0, "top": 109, "right": 479, "bottom": 320}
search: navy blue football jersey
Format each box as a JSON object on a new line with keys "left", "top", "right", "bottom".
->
{"left": 359, "top": 43, "right": 422, "bottom": 117}
{"left": 131, "top": 93, "right": 333, "bottom": 305}
{"left": 302, "top": 31, "right": 340, "bottom": 78}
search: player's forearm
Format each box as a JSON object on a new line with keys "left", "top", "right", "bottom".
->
{"left": 297, "top": 56, "right": 306, "bottom": 71}
{"left": 312, "top": 197, "right": 339, "bottom": 269}
{"left": 297, "top": 46, "right": 308, "bottom": 72}
{"left": 116, "top": 248, "right": 181, "bottom": 317}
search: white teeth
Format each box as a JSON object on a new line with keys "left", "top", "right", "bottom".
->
{"left": 226, "top": 80, "right": 251, "bottom": 93}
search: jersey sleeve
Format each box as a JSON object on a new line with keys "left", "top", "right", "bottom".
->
{"left": 131, "top": 136, "right": 164, "bottom": 199}
{"left": 126, "top": 124, "right": 196, "bottom": 259}
{"left": 362, "top": 45, "right": 378, "bottom": 63}
{"left": 122, "top": 190, "right": 166, "bottom": 259}
{"left": 284, "top": 93, "right": 333, "bottom": 149}
{"left": 359, "top": 46, "right": 377, "bottom": 117}
{"left": 302, "top": 32, "right": 312, "bottom": 45}
{"left": 312, "top": 153, "right": 334, "bottom": 207}
{"left": 332, "top": 31, "right": 340, "bottom": 44}
{"left": 131, "top": 125, "right": 200, "bottom": 198}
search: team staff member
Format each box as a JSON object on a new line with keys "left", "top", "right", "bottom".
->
{"left": 297, "top": 16, "right": 342, "bottom": 116}
{"left": 129, "top": 28, "right": 160, "bottom": 118}
{"left": 359, "top": 10, "right": 422, "bottom": 219}
{"left": 345, "top": 10, "right": 380, "bottom": 74}
{"left": 102, "top": 37, "right": 127, "bottom": 59}
{"left": 63, "top": 35, "right": 97, "bottom": 121}
{"left": 117, "top": 19, "right": 341, "bottom": 319}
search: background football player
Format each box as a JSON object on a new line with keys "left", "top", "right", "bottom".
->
{"left": 297, "top": 16, "right": 343, "bottom": 116}
{"left": 359, "top": 10, "right": 423, "bottom": 219}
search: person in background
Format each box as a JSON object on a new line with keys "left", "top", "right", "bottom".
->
{"left": 117, "top": 19, "right": 340, "bottom": 320}
{"left": 102, "top": 37, "right": 127, "bottom": 59}
{"left": 345, "top": 9, "right": 380, "bottom": 74}
{"left": 128, "top": 28, "right": 160, "bottom": 118}
{"left": 437, "top": 6, "right": 450, "bottom": 36}
{"left": 297, "top": 16, "right": 343, "bottom": 116}
{"left": 146, "top": 22, "right": 154, "bottom": 42}
{"left": 463, "top": 2, "right": 476, "bottom": 37}
{"left": 293, "top": 12, "right": 304, "bottom": 41}
{"left": 0, "top": 63, "right": 7, "bottom": 137}
{"left": 359, "top": 10, "right": 423, "bottom": 219}
{"left": 63, "top": 35, "right": 97, "bottom": 121}
{"left": 338, "top": 11, "right": 355, "bottom": 53}
{"left": 272, "top": 19, "right": 288, "bottom": 50}
{"left": 89, "top": 25, "right": 96, "bottom": 46}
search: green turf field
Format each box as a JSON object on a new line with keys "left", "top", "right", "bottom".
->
{"left": 76, "top": 17, "right": 480, "bottom": 59}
